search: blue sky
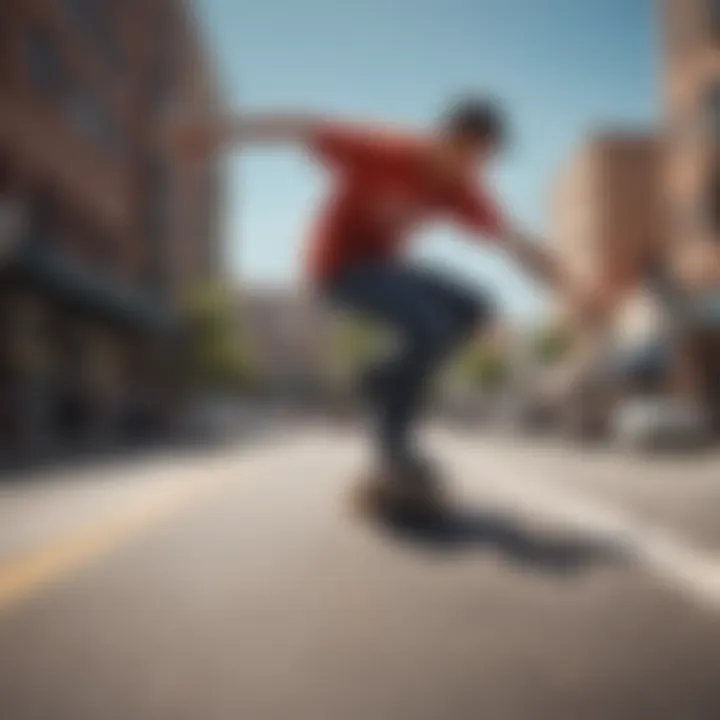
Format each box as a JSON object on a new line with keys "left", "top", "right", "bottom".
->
{"left": 195, "top": 0, "right": 661, "bottom": 321}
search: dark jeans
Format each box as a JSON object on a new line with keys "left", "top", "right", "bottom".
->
{"left": 325, "top": 263, "right": 493, "bottom": 467}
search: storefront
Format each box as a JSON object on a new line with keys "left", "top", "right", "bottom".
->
{"left": 0, "top": 240, "right": 181, "bottom": 465}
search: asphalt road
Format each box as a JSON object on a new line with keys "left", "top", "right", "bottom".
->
{"left": 1, "top": 424, "right": 720, "bottom": 720}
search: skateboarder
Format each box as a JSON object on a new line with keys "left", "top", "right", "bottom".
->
{"left": 169, "top": 98, "right": 596, "bottom": 508}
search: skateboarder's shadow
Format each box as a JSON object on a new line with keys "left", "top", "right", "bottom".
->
{"left": 373, "top": 506, "right": 624, "bottom": 575}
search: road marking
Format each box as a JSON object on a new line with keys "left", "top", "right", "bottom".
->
{"left": 0, "top": 466, "right": 236, "bottom": 614}
{"left": 0, "top": 431, "right": 311, "bottom": 614}
{"left": 459, "top": 444, "right": 720, "bottom": 612}
{"left": 3, "top": 427, "right": 718, "bottom": 617}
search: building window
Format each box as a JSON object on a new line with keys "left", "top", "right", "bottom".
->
{"left": 61, "top": 0, "right": 123, "bottom": 73}
{"left": 140, "top": 158, "right": 171, "bottom": 293}
{"left": 27, "top": 185, "right": 59, "bottom": 243}
{"left": 705, "top": 165, "right": 720, "bottom": 236}
{"left": 63, "top": 89, "right": 124, "bottom": 155}
{"left": 26, "top": 28, "right": 123, "bottom": 156}
{"left": 706, "top": 84, "right": 720, "bottom": 140}
{"left": 199, "top": 163, "right": 221, "bottom": 275}
{"left": 0, "top": 152, "right": 10, "bottom": 194}
{"left": 91, "top": 227, "right": 117, "bottom": 272}
{"left": 668, "top": 106, "right": 702, "bottom": 150}
{"left": 147, "top": 32, "right": 178, "bottom": 114}
{"left": 673, "top": 195, "right": 702, "bottom": 242}
{"left": 26, "top": 29, "right": 66, "bottom": 95}
{"left": 709, "top": 0, "right": 720, "bottom": 33}
{"left": 150, "top": 64, "right": 176, "bottom": 114}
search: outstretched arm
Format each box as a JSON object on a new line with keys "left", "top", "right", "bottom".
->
{"left": 166, "top": 111, "right": 326, "bottom": 156}
{"left": 503, "top": 226, "right": 609, "bottom": 326}
{"left": 208, "top": 114, "right": 321, "bottom": 146}
{"left": 500, "top": 226, "right": 565, "bottom": 289}
{"left": 450, "top": 189, "right": 603, "bottom": 323}
{"left": 165, "top": 111, "right": 396, "bottom": 171}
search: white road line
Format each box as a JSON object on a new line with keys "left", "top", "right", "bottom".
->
{"left": 0, "top": 438, "right": 312, "bottom": 613}
{"left": 277, "top": 428, "right": 720, "bottom": 611}
{"left": 459, "top": 448, "right": 720, "bottom": 612}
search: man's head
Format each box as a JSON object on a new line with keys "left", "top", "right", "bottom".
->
{"left": 434, "top": 97, "right": 507, "bottom": 175}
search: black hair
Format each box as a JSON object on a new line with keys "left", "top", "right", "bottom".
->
{"left": 442, "top": 97, "right": 508, "bottom": 147}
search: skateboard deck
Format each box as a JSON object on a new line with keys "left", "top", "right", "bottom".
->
{"left": 348, "top": 472, "right": 452, "bottom": 524}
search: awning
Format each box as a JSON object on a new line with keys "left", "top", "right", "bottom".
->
{"left": 3, "top": 240, "right": 181, "bottom": 333}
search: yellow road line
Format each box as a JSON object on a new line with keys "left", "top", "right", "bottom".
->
{"left": 0, "top": 473, "right": 233, "bottom": 614}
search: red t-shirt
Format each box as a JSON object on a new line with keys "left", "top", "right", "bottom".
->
{"left": 306, "top": 123, "right": 505, "bottom": 284}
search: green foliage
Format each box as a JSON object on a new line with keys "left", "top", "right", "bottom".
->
{"left": 532, "top": 323, "right": 573, "bottom": 365}
{"left": 459, "top": 343, "right": 509, "bottom": 391}
{"left": 330, "top": 316, "right": 384, "bottom": 371}
{"left": 183, "top": 281, "right": 261, "bottom": 394}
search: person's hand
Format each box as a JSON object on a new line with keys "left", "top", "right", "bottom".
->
{"left": 566, "top": 283, "right": 609, "bottom": 330}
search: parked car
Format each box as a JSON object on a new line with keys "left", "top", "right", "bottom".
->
{"left": 612, "top": 396, "right": 710, "bottom": 451}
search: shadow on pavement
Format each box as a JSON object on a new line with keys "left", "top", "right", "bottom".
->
{"left": 371, "top": 506, "right": 625, "bottom": 575}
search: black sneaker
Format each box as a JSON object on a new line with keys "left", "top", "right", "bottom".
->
{"left": 368, "top": 455, "right": 447, "bottom": 516}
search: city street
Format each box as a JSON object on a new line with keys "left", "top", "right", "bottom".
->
{"left": 1, "top": 424, "right": 720, "bottom": 720}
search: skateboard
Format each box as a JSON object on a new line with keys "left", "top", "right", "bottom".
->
{"left": 348, "top": 465, "right": 451, "bottom": 523}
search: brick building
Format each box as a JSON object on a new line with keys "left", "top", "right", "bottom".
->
{"left": 662, "top": 0, "right": 720, "bottom": 291}
{"left": 552, "top": 132, "right": 665, "bottom": 319}
{"left": 0, "top": 0, "right": 223, "bottom": 461}
{"left": 660, "top": 0, "right": 720, "bottom": 420}
{"left": 239, "top": 286, "right": 335, "bottom": 401}
{"left": 550, "top": 133, "right": 671, "bottom": 428}
{"left": 549, "top": 0, "right": 720, "bottom": 424}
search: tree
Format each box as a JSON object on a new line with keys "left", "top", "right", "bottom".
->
{"left": 532, "top": 322, "right": 573, "bottom": 366}
{"left": 458, "top": 341, "right": 509, "bottom": 392}
{"left": 329, "top": 316, "right": 384, "bottom": 375}
{"left": 183, "top": 281, "right": 261, "bottom": 395}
